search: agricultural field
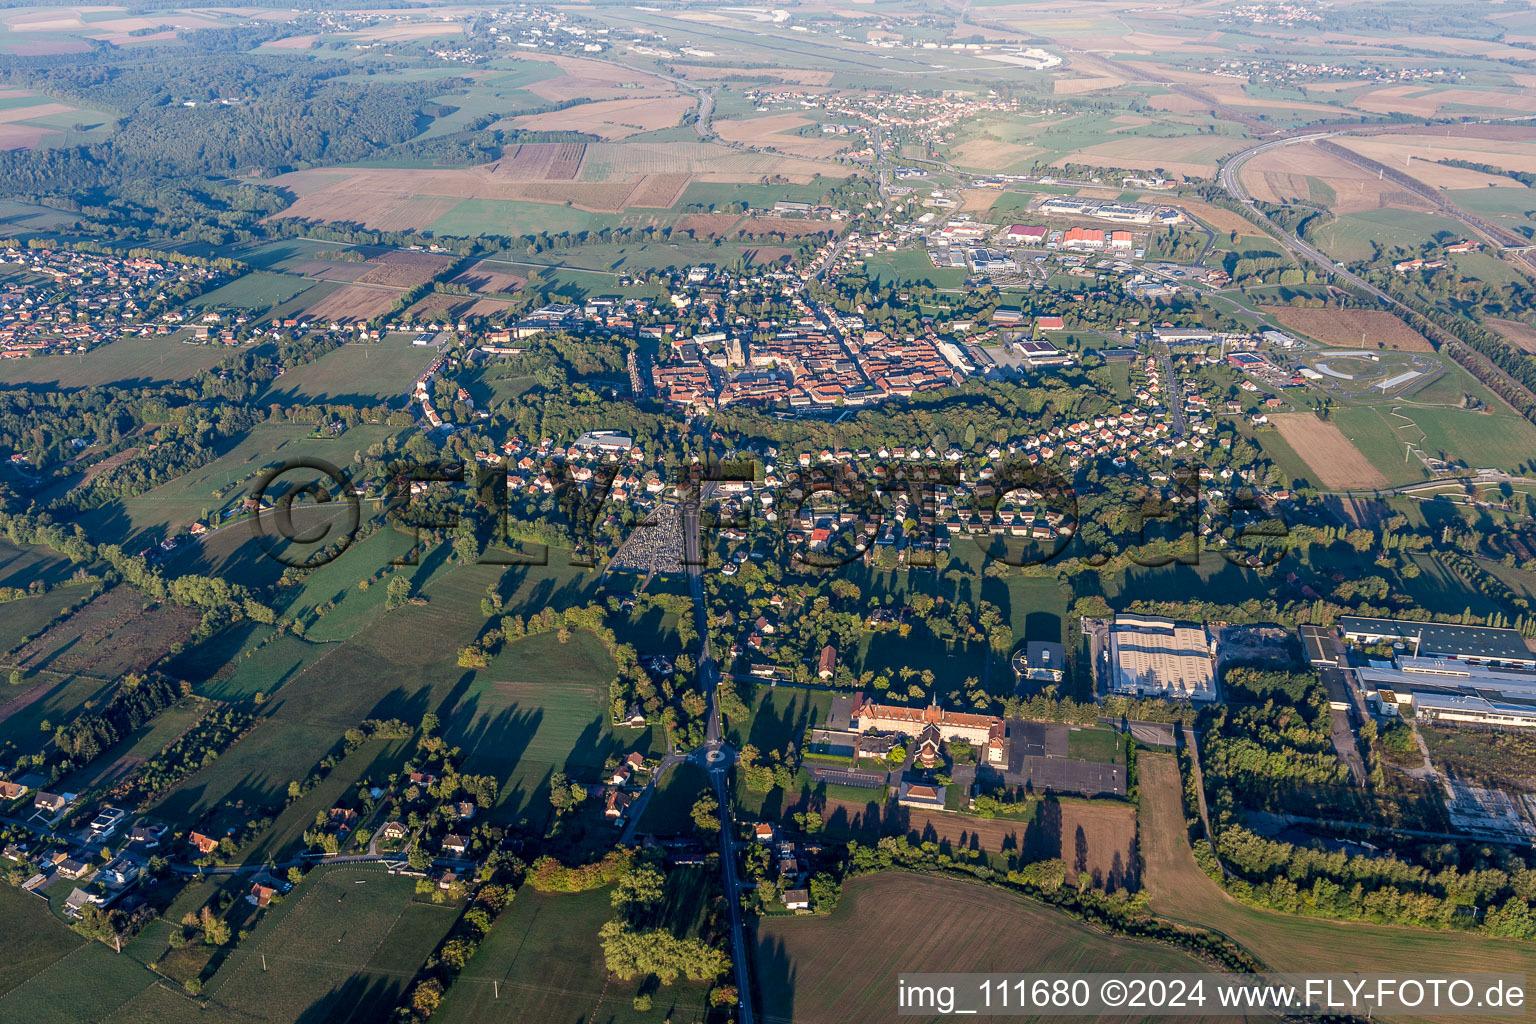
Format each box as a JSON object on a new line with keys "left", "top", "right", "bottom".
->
{"left": 435, "top": 884, "right": 713, "bottom": 1024}
{"left": 207, "top": 865, "right": 458, "bottom": 1024}
{"left": 261, "top": 336, "right": 438, "bottom": 404}
{"left": 754, "top": 872, "right": 1215, "bottom": 1024}
{"left": 187, "top": 272, "right": 315, "bottom": 318}
{"left": 9, "top": 585, "right": 199, "bottom": 679}
{"left": 1268, "top": 413, "right": 1392, "bottom": 491}
{"left": 445, "top": 628, "right": 662, "bottom": 827}
{"left": 1262, "top": 307, "right": 1434, "bottom": 352}
{"left": 1138, "top": 754, "right": 1536, "bottom": 1020}
{"left": 1489, "top": 317, "right": 1536, "bottom": 354}
{"left": 0, "top": 336, "right": 229, "bottom": 388}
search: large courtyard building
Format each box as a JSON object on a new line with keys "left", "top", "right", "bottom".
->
{"left": 849, "top": 696, "right": 1006, "bottom": 764}
{"left": 1106, "top": 614, "right": 1216, "bottom": 700}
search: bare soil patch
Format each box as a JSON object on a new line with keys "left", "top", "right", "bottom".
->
{"left": 629, "top": 172, "right": 691, "bottom": 208}
{"left": 1270, "top": 413, "right": 1390, "bottom": 490}
{"left": 13, "top": 586, "right": 199, "bottom": 678}
{"left": 298, "top": 285, "right": 401, "bottom": 324}
{"left": 451, "top": 260, "right": 525, "bottom": 295}
{"left": 1242, "top": 142, "right": 1432, "bottom": 214}
{"left": 1262, "top": 306, "right": 1434, "bottom": 352}
{"left": 1490, "top": 318, "right": 1536, "bottom": 354}
{"left": 354, "top": 251, "right": 455, "bottom": 289}
{"left": 714, "top": 113, "right": 850, "bottom": 158}
{"left": 675, "top": 213, "right": 742, "bottom": 237}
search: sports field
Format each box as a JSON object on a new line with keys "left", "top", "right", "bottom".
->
{"left": 1138, "top": 753, "right": 1536, "bottom": 1023}
{"left": 754, "top": 872, "right": 1216, "bottom": 1024}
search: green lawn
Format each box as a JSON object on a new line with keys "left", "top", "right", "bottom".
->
{"left": 151, "top": 565, "right": 499, "bottom": 823}
{"left": 637, "top": 761, "right": 711, "bottom": 833}
{"left": 239, "top": 735, "right": 413, "bottom": 864}
{"left": 208, "top": 864, "right": 457, "bottom": 1024}
{"left": 260, "top": 335, "right": 438, "bottom": 404}
{"left": 446, "top": 628, "right": 662, "bottom": 827}
{"left": 0, "top": 884, "right": 83, "bottom": 998}
{"left": 187, "top": 271, "right": 314, "bottom": 316}
{"left": 0, "top": 937, "right": 160, "bottom": 1024}
{"left": 724, "top": 686, "right": 831, "bottom": 756}
{"left": 0, "top": 337, "right": 229, "bottom": 388}
{"left": 1066, "top": 726, "right": 1125, "bottom": 764}
{"left": 435, "top": 885, "right": 713, "bottom": 1024}
{"left": 0, "top": 584, "right": 97, "bottom": 658}
{"left": 1309, "top": 210, "right": 1468, "bottom": 263}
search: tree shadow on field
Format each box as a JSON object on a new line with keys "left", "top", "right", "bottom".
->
{"left": 1022, "top": 794, "right": 1063, "bottom": 863}
{"left": 753, "top": 935, "right": 797, "bottom": 1024}
{"left": 296, "top": 971, "right": 403, "bottom": 1024}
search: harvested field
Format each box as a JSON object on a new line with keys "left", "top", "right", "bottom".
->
{"left": 0, "top": 124, "right": 53, "bottom": 149}
{"left": 1352, "top": 85, "right": 1536, "bottom": 118}
{"left": 511, "top": 51, "right": 670, "bottom": 90}
{"left": 1152, "top": 196, "right": 1260, "bottom": 236}
{"left": 1490, "top": 317, "right": 1536, "bottom": 354}
{"left": 1053, "top": 134, "right": 1246, "bottom": 179}
{"left": 1241, "top": 142, "right": 1432, "bottom": 214}
{"left": 737, "top": 216, "right": 843, "bottom": 239}
{"left": 545, "top": 141, "right": 586, "bottom": 179}
{"left": 1333, "top": 132, "right": 1536, "bottom": 178}
{"left": 296, "top": 284, "right": 400, "bottom": 324}
{"left": 1053, "top": 75, "right": 1124, "bottom": 94}
{"left": 714, "top": 113, "right": 851, "bottom": 158}
{"left": 0, "top": 102, "right": 75, "bottom": 124}
{"left": 674, "top": 213, "right": 742, "bottom": 237}
{"left": 267, "top": 144, "right": 843, "bottom": 230}
{"left": 451, "top": 260, "right": 525, "bottom": 294}
{"left": 354, "top": 251, "right": 456, "bottom": 288}
{"left": 744, "top": 245, "right": 795, "bottom": 265}
{"left": 404, "top": 292, "right": 519, "bottom": 322}
{"left": 515, "top": 181, "right": 638, "bottom": 211}
{"left": 951, "top": 138, "right": 1040, "bottom": 171}
{"left": 960, "top": 189, "right": 1001, "bottom": 212}
{"left": 512, "top": 95, "right": 692, "bottom": 140}
{"left": 629, "top": 172, "right": 692, "bottom": 208}
{"left": 288, "top": 259, "right": 372, "bottom": 282}
{"left": 775, "top": 788, "right": 1136, "bottom": 888}
{"left": 754, "top": 873, "right": 1215, "bottom": 1024}
{"left": 1263, "top": 306, "right": 1434, "bottom": 352}
{"left": 1270, "top": 413, "right": 1390, "bottom": 490}
{"left": 12, "top": 586, "right": 199, "bottom": 678}
{"left": 501, "top": 143, "right": 556, "bottom": 177}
